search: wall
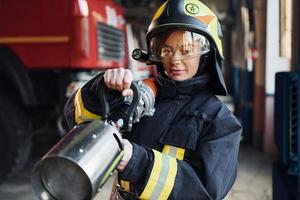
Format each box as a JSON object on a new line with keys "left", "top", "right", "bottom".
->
{"left": 264, "top": 0, "right": 291, "bottom": 154}
{"left": 253, "top": 0, "right": 266, "bottom": 149}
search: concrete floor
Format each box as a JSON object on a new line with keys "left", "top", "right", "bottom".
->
{"left": 0, "top": 143, "right": 275, "bottom": 200}
{"left": 225, "top": 144, "right": 275, "bottom": 200}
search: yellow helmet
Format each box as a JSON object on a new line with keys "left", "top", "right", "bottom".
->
{"left": 146, "top": 0, "right": 227, "bottom": 95}
{"left": 147, "top": 0, "right": 223, "bottom": 59}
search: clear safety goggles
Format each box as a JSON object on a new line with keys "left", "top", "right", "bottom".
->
{"left": 149, "top": 31, "right": 210, "bottom": 62}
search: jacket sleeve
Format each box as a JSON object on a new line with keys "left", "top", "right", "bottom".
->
{"left": 64, "top": 73, "right": 103, "bottom": 128}
{"left": 64, "top": 73, "right": 123, "bottom": 129}
{"left": 119, "top": 102, "right": 242, "bottom": 200}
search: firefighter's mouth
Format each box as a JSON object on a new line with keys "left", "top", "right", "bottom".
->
{"left": 170, "top": 69, "right": 186, "bottom": 75}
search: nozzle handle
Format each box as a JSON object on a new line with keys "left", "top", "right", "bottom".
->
{"left": 99, "top": 78, "right": 140, "bottom": 132}
{"left": 123, "top": 81, "right": 140, "bottom": 132}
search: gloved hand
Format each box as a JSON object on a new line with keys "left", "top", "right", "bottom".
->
{"left": 116, "top": 139, "right": 133, "bottom": 172}
{"left": 103, "top": 68, "right": 133, "bottom": 96}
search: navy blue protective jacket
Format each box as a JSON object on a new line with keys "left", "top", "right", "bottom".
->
{"left": 64, "top": 72, "right": 242, "bottom": 200}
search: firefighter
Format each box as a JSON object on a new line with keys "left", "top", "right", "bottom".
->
{"left": 64, "top": 0, "right": 242, "bottom": 199}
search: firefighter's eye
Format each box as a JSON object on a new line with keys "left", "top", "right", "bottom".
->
{"left": 181, "top": 45, "right": 193, "bottom": 55}
{"left": 161, "top": 46, "right": 173, "bottom": 57}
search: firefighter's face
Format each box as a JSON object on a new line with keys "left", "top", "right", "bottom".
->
{"left": 161, "top": 30, "right": 201, "bottom": 81}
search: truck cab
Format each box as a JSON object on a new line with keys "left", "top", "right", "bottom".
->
{"left": 0, "top": 0, "right": 128, "bottom": 180}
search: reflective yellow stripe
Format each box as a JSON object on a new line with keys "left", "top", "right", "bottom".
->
{"left": 140, "top": 150, "right": 162, "bottom": 199}
{"left": 150, "top": 154, "right": 170, "bottom": 199}
{"left": 0, "top": 36, "right": 69, "bottom": 43}
{"left": 183, "top": 0, "right": 223, "bottom": 56}
{"left": 162, "top": 145, "right": 185, "bottom": 160}
{"left": 152, "top": 1, "right": 168, "bottom": 21}
{"left": 140, "top": 150, "right": 178, "bottom": 200}
{"left": 175, "top": 148, "right": 185, "bottom": 160}
{"left": 158, "top": 157, "right": 177, "bottom": 200}
{"left": 162, "top": 145, "right": 170, "bottom": 155}
{"left": 120, "top": 180, "right": 130, "bottom": 192}
{"left": 209, "top": 18, "right": 223, "bottom": 55}
{"left": 74, "top": 89, "right": 101, "bottom": 124}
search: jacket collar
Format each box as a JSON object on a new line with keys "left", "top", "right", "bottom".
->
{"left": 156, "top": 72, "right": 210, "bottom": 99}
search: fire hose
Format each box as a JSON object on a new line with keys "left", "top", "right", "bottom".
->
{"left": 31, "top": 77, "right": 157, "bottom": 200}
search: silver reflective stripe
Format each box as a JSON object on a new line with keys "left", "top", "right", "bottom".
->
{"left": 150, "top": 154, "right": 170, "bottom": 200}
{"left": 140, "top": 150, "right": 178, "bottom": 200}
{"left": 168, "top": 146, "right": 177, "bottom": 158}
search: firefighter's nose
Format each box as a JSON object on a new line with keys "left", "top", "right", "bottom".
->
{"left": 171, "top": 49, "right": 182, "bottom": 63}
{"left": 171, "top": 59, "right": 181, "bottom": 67}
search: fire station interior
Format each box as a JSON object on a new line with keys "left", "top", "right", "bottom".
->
{"left": 0, "top": 0, "right": 299, "bottom": 199}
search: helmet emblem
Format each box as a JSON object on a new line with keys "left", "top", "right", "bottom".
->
{"left": 185, "top": 3, "right": 199, "bottom": 15}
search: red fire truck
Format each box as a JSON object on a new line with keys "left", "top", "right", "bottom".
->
{"left": 0, "top": 0, "right": 128, "bottom": 180}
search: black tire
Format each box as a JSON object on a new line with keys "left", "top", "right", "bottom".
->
{"left": 0, "top": 93, "right": 32, "bottom": 180}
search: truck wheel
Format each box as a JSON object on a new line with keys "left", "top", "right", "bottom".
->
{"left": 0, "top": 93, "right": 32, "bottom": 180}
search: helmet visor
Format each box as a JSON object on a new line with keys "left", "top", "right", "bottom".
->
{"left": 149, "top": 31, "right": 210, "bottom": 62}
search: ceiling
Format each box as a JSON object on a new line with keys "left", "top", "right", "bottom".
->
{"left": 114, "top": 0, "right": 164, "bottom": 27}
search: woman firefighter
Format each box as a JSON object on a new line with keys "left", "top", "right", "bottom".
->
{"left": 64, "top": 0, "right": 242, "bottom": 199}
